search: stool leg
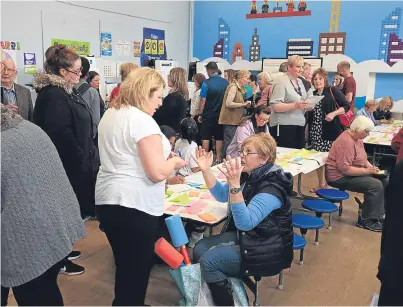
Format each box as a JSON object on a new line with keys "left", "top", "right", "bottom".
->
{"left": 338, "top": 201, "right": 343, "bottom": 217}
{"left": 253, "top": 279, "right": 260, "bottom": 306}
{"left": 300, "top": 228, "right": 308, "bottom": 237}
{"left": 315, "top": 212, "right": 323, "bottom": 219}
{"left": 314, "top": 229, "right": 320, "bottom": 246}
{"left": 277, "top": 271, "right": 284, "bottom": 290}
{"left": 299, "top": 248, "right": 304, "bottom": 265}
{"left": 328, "top": 213, "right": 333, "bottom": 231}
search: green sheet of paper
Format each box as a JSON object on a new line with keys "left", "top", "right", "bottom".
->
{"left": 170, "top": 194, "right": 191, "bottom": 206}
{"left": 165, "top": 190, "right": 175, "bottom": 197}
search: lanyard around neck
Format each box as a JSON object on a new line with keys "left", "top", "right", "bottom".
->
{"left": 289, "top": 78, "right": 302, "bottom": 96}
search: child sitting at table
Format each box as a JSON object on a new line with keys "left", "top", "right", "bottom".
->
{"left": 356, "top": 99, "right": 380, "bottom": 126}
{"left": 160, "top": 125, "right": 185, "bottom": 185}
{"left": 173, "top": 118, "right": 205, "bottom": 247}
{"left": 174, "top": 118, "right": 200, "bottom": 176}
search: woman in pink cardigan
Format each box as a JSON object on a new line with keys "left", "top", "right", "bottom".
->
{"left": 226, "top": 105, "right": 270, "bottom": 158}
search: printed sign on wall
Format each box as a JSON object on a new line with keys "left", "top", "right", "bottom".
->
{"left": 141, "top": 28, "right": 167, "bottom": 66}
{"left": 51, "top": 38, "right": 90, "bottom": 56}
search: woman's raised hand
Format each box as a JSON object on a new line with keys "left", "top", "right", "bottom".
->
{"left": 192, "top": 146, "right": 213, "bottom": 171}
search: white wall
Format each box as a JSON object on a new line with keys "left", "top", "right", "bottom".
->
{"left": 1, "top": 0, "right": 190, "bottom": 85}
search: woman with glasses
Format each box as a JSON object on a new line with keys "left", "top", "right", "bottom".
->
{"left": 192, "top": 133, "right": 293, "bottom": 306}
{"left": 326, "top": 116, "right": 387, "bottom": 233}
{"left": 33, "top": 45, "right": 96, "bottom": 275}
{"left": 153, "top": 67, "right": 189, "bottom": 133}
{"left": 226, "top": 105, "right": 270, "bottom": 158}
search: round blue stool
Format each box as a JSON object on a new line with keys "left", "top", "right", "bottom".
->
{"left": 277, "top": 233, "right": 307, "bottom": 290}
{"left": 302, "top": 199, "right": 338, "bottom": 230}
{"left": 292, "top": 214, "right": 325, "bottom": 246}
{"left": 316, "top": 189, "right": 349, "bottom": 217}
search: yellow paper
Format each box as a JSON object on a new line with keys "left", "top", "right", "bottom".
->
{"left": 151, "top": 40, "right": 158, "bottom": 55}
{"left": 188, "top": 191, "right": 200, "bottom": 197}
{"left": 170, "top": 194, "right": 191, "bottom": 206}
{"left": 165, "top": 190, "right": 174, "bottom": 197}
{"left": 158, "top": 40, "right": 165, "bottom": 55}
{"left": 377, "top": 170, "right": 385, "bottom": 175}
{"left": 144, "top": 39, "right": 152, "bottom": 54}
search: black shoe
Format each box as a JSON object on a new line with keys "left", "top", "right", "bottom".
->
{"left": 67, "top": 250, "right": 81, "bottom": 261}
{"left": 208, "top": 279, "right": 234, "bottom": 306}
{"left": 356, "top": 217, "right": 383, "bottom": 232}
{"left": 59, "top": 260, "right": 85, "bottom": 275}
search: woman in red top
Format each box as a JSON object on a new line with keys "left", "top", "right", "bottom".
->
{"left": 325, "top": 116, "right": 387, "bottom": 232}
{"left": 109, "top": 63, "right": 139, "bottom": 101}
{"left": 392, "top": 127, "right": 403, "bottom": 164}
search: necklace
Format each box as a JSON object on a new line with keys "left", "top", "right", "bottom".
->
{"left": 289, "top": 78, "right": 302, "bottom": 96}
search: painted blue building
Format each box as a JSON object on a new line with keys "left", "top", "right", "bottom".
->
{"left": 218, "top": 18, "right": 230, "bottom": 62}
{"left": 378, "top": 7, "right": 402, "bottom": 62}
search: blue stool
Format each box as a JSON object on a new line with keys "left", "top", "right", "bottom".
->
{"left": 292, "top": 214, "right": 325, "bottom": 246}
{"left": 302, "top": 199, "right": 338, "bottom": 230}
{"left": 277, "top": 233, "right": 307, "bottom": 290}
{"left": 316, "top": 189, "right": 349, "bottom": 217}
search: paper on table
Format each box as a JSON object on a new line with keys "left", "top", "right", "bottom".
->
{"left": 170, "top": 194, "right": 191, "bottom": 206}
{"left": 306, "top": 95, "right": 324, "bottom": 107}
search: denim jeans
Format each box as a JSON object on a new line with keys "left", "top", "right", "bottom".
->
{"left": 192, "top": 231, "right": 241, "bottom": 283}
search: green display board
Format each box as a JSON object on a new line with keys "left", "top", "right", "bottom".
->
{"left": 50, "top": 38, "right": 90, "bottom": 56}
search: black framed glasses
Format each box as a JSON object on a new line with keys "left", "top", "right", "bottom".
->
{"left": 65, "top": 67, "right": 83, "bottom": 76}
{"left": 238, "top": 149, "right": 260, "bottom": 157}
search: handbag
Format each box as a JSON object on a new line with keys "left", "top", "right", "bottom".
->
{"left": 330, "top": 87, "right": 354, "bottom": 128}
{"left": 169, "top": 263, "right": 249, "bottom": 306}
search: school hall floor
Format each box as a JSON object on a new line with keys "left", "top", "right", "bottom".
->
{"left": 8, "top": 171, "right": 382, "bottom": 306}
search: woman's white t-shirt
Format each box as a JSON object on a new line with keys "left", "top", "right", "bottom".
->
{"left": 95, "top": 106, "right": 171, "bottom": 216}
{"left": 174, "top": 139, "right": 198, "bottom": 177}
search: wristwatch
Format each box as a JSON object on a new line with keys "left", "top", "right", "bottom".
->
{"left": 230, "top": 186, "right": 242, "bottom": 194}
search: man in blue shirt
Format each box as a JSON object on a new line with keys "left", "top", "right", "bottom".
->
{"left": 198, "top": 62, "right": 229, "bottom": 164}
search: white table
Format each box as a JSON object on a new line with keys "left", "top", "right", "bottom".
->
{"left": 164, "top": 147, "right": 328, "bottom": 230}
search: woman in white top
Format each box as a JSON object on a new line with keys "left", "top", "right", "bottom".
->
{"left": 269, "top": 55, "right": 313, "bottom": 149}
{"left": 190, "top": 73, "right": 206, "bottom": 119}
{"left": 95, "top": 68, "right": 186, "bottom": 306}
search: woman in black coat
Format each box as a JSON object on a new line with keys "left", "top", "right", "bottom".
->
{"left": 33, "top": 45, "right": 96, "bottom": 221}
{"left": 153, "top": 67, "right": 189, "bottom": 133}
{"left": 309, "top": 68, "right": 350, "bottom": 192}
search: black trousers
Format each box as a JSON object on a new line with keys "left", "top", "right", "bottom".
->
{"left": 1, "top": 261, "right": 63, "bottom": 306}
{"left": 379, "top": 280, "right": 403, "bottom": 306}
{"left": 97, "top": 205, "right": 160, "bottom": 306}
{"left": 269, "top": 124, "right": 306, "bottom": 149}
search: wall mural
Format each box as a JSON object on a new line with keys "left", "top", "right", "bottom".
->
{"left": 378, "top": 7, "right": 403, "bottom": 66}
{"left": 247, "top": 0, "right": 311, "bottom": 18}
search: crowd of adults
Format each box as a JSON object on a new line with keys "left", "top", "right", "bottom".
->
{"left": 1, "top": 45, "right": 402, "bottom": 306}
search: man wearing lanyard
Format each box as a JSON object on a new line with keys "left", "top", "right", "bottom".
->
{"left": 1, "top": 59, "right": 33, "bottom": 121}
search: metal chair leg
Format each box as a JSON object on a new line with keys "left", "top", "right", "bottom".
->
{"left": 315, "top": 229, "right": 320, "bottom": 246}
{"left": 338, "top": 201, "right": 343, "bottom": 216}
{"left": 299, "top": 248, "right": 304, "bottom": 265}
{"left": 277, "top": 271, "right": 284, "bottom": 290}
{"left": 253, "top": 278, "right": 260, "bottom": 306}
{"left": 328, "top": 213, "right": 332, "bottom": 230}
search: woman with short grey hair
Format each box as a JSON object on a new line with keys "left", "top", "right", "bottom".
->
{"left": 326, "top": 116, "right": 387, "bottom": 232}
{"left": 1, "top": 104, "right": 86, "bottom": 306}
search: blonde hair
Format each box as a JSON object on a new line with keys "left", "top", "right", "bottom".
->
{"left": 235, "top": 70, "right": 251, "bottom": 81}
{"left": 112, "top": 67, "right": 165, "bottom": 110}
{"left": 364, "top": 99, "right": 377, "bottom": 109}
{"left": 242, "top": 133, "right": 277, "bottom": 164}
{"left": 224, "top": 69, "right": 236, "bottom": 83}
{"left": 379, "top": 96, "right": 394, "bottom": 110}
{"left": 169, "top": 67, "right": 189, "bottom": 100}
{"left": 287, "top": 55, "right": 304, "bottom": 68}
{"left": 120, "top": 63, "right": 139, "bottom": 81}
{"left": 258, "top": 71, "right": 275, "bottom": 85}
{"left": 350, "top": 115, "right": 375, "bottom": 133}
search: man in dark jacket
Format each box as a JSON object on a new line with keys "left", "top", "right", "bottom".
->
{"left": 377, "top": 160, "right": 403, "bottom": 306}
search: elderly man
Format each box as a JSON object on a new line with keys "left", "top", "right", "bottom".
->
{"left": 1, "top": 59, "right": 33, "bottom": 121}
{"left": 337, "top": 61, "right": 356, "bottom": 111}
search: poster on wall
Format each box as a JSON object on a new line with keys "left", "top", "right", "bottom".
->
{"left": 23, "top": 53, "right": 37, "bottom": 74}
{"left": 133, "top": 41, "right": 141, "bottom": 57}
{"left": 116, "top": 40, "right": 123, "bottom": 56}
{"left": 141, "top": 27, "right": 167, "bottom": 66}
{"left": 123, "top": 40, "right": 130, "bottom": 56}
{"left": 0, "top": 41, "right": 21, "bottom": 50}
{"left": 100, "top": 32, "right": 112, "bottom": 56}
{"left": 50, "top": 38, "right": 90, "bottom": 56}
